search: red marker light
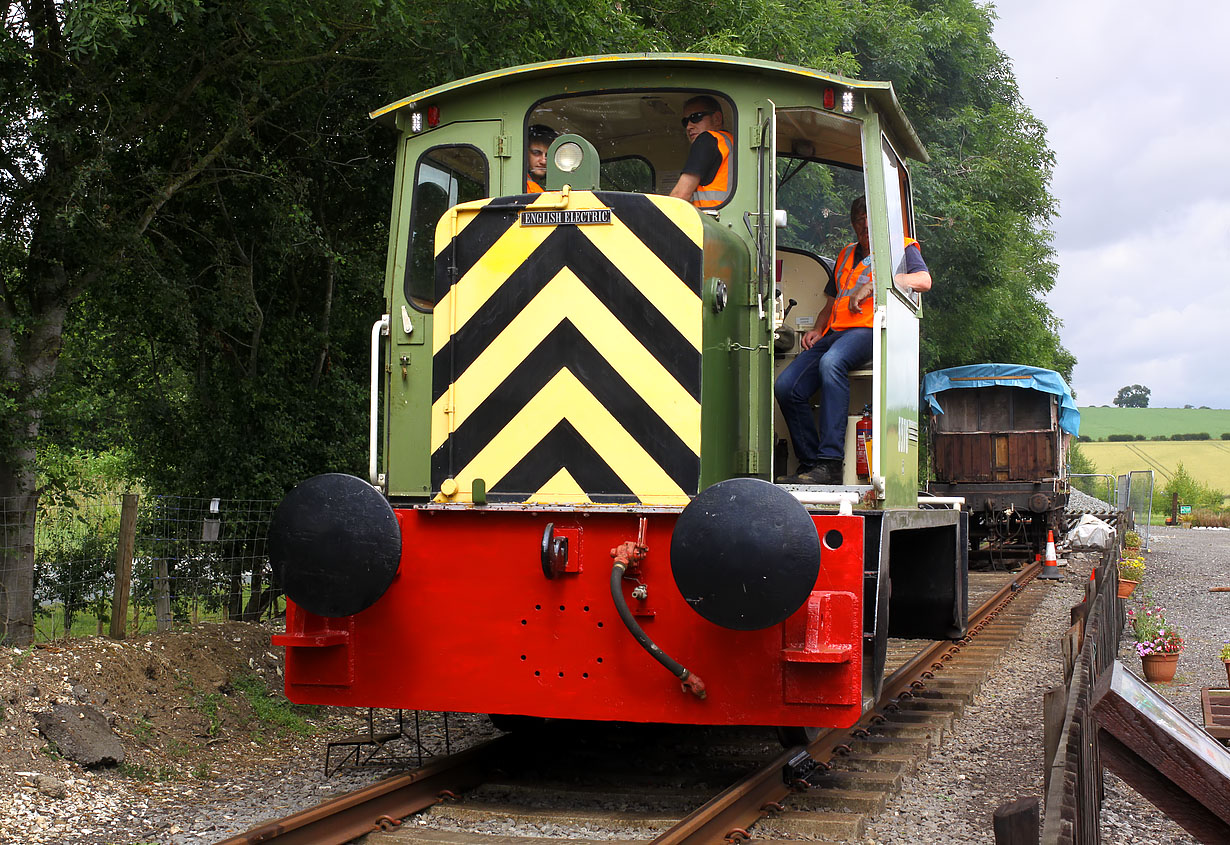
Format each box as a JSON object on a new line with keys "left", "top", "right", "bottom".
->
{"left": 426, "top": 106, "right": 440, "bottom": 127}
{"left": 823, "top": 87, "right": 835, "bottom": 110}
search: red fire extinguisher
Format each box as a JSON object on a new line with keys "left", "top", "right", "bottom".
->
{"left": 855, "top": 404, "right": 873, "bottom": 481}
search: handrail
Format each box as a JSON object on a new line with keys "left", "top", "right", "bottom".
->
{"left": 369, "top": 314, "right": 390, "bottom": 488}
{"left": 789, "top": 490, "right": 862, "bottom": 515}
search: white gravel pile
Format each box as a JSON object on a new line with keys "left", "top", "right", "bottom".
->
{"left": 1067, "top": 487, "right": 1117, "bottom": 515}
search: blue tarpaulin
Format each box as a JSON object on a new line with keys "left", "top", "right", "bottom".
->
{"left": 922, "top": 364, "right": 1080, "bottom": 437}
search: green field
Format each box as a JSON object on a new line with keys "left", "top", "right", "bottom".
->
{"left": 1076, "top": 406, "right": 1230, "bottom": 440}
{"left": 1080, "top": 441, "right": 1230, "bottom": 495}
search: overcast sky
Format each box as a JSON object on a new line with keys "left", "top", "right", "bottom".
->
{"left": 988, "top": 1, "right": 1230, "bottom": 408}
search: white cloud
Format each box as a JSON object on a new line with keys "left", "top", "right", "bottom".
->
{"left": 991, "top": 0, "right": 1230, "bottom": 407}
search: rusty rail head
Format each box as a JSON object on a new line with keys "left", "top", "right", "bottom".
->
{"left": 215, "top": 734, "right": 515, "bottom": 845}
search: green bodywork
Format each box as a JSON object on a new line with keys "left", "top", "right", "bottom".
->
{"left": 374, "top": 54, "right": 928, "bottom": 506}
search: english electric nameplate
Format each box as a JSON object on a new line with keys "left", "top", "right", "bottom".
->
{"left": 520, "top": 209, "right": 612, "bottom": 226}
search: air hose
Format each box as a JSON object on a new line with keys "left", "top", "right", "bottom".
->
{"left": 609, "top": 558, "right": 706, "bottom": 699}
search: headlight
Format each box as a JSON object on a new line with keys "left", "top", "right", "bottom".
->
{"left": 554, "top": 142, "right": 584, "bottom": 172}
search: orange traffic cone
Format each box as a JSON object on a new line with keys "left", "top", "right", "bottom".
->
{"left": 1039, "top": 529, "right": 1063, "bottom": 579}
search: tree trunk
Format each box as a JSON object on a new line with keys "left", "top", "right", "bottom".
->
{"left": 0, "top": 443, "right": 40, "bottom": 646}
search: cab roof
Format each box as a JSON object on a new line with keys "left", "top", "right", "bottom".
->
{"left": 371, "top": 53, "right": 927, "bottom": 163}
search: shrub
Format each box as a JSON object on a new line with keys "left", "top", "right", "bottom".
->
{"left": 1221, "top": 642, "right": 1230, "bottom": 662}
{"left": 1190, "top": 509, "right": 1230, "bottom": 528}
{"left": 1108, "top": 433, "right": 1135, "bottom": 442}
{"left": 1078, "top": 434, "right": 1092, "bottom": 443}
{"left": 1222, "top": 433, "right": 1230, "bottom": 441}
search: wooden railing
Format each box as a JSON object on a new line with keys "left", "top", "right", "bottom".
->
{"left": 1038, "top": 530, "right": 1125, "bottom": 844}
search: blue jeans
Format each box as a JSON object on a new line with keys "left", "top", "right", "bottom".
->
{"left": 773, "top": 327, "right": 872, "bottom": 467}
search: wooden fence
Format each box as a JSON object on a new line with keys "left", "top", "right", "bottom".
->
{"left": 1039, "top": 514, "right": 1127, "bottom": 843}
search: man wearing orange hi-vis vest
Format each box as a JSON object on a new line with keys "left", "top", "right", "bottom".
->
{"left": 668, "top": 95, "right": 732, "bottom": 208}
{"left": 525, "top": 124, "right": 557, "bottom": 193}
{"left": 776, "top": 196, "right": 932, "bottom": 485}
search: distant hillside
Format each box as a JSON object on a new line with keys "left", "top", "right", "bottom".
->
{"left": 1075, "top": 406, "right": 1230, "bottom": 440}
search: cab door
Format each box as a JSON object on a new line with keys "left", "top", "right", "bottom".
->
{"left": 384, "top": 121, "right": 501, "bottom": 498}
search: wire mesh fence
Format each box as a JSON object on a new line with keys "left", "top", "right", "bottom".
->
{"left": 1123, "top": 470, "right": 1154, "bottom": 550}
{"left": 2, "top": 493, "right": 281, "bottom": 642}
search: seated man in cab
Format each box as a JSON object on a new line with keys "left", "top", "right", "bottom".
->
{"left": 668, "top": 96, "right": 732, "bottom": 208}
{"left": 775, "top": 196, "right": 932, "bottom": 485}
{"left": 526, "top": 124, "right": 557, "bottom": 193}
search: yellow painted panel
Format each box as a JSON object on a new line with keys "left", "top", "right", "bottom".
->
{"left": 431, "top": 267, "right": 701, "bottom": 454}
{"left": 525, "top": 469, "right": 594, "bottom": 505}
{"left": 457, "top": 369, "right": 688, "bottom": 504}
{"left": 581, "top": 219, "right": 702, "bottom": 349}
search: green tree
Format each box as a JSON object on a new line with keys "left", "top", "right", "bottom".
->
{"left": 9, "top": 0, "right": 1071, "bottom": 641}
{"left": 1114, "top": 384, "right": 1151, "bottom": 408}
{"left": 1164, "top": 462, "right": 1223, "bottom": 510}
{"left": 1, "top": 0, "right": 428, "bottom": 643}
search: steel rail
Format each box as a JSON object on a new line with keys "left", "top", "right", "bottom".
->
{"left": 650, "top": 561, "right": 1043, "bottom": 844}
{"left": 216, "top": 734, "right": 514, "bottom": 845}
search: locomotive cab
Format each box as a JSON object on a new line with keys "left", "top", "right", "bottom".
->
{"left": 270, "top": 55, "right": 967, "bottom": 739}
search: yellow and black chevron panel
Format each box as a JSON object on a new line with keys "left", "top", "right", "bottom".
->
{"left": 430, "top": 190, "right": 703, "bottom": 506}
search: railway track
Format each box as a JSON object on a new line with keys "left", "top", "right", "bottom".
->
{"left": 220, "top": 564, "right": 1045, "bottom": 845}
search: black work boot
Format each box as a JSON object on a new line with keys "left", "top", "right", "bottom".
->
{"left": 813, "top": 459, "right": 843, "bottom": 484}
{"left": 780, "top": 460, "right": 842, "bottom": 486}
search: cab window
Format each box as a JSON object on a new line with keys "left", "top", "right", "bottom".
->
{"left": 775, "top": 107, "right": 866, "bottom": 258}
{"left": 405, "top": 145, "right": 487, "bottom": 311}
{"left": 526, "top": 91, "right": 734, "bottom": 204}
{"left": 880, "top": 135, "right": 919, "bottom": 306}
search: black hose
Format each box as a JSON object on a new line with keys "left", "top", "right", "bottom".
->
{"left": 609, "top": 562, "right": 706, "bottom": 698}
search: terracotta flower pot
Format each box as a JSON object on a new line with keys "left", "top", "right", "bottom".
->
{"left": 1140, "top": 653, "right": 1180, "bottom": 683}
{"left": 1117, "top": 579, "right": 1139, "bottom": 598}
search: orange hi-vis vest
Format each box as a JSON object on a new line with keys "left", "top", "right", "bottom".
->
{"left": 691, "top": 130, "right": 733, "bottom": 208}
{"left": 526, "top": 175, "right": 544, "bottom": 193}
{"left": 826, "top": 237, "right": 920, "bottom": 333}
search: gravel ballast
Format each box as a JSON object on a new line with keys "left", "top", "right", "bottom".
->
{"left": 1, "top": 526, "right": 1225, "bottom": 843}
{"left": 858, "top": 524, "right": 1225, "bottom": 844}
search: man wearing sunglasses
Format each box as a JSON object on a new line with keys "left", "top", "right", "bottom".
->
{"left": 668, "top": 96, "right": 732, "bottom": 208}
